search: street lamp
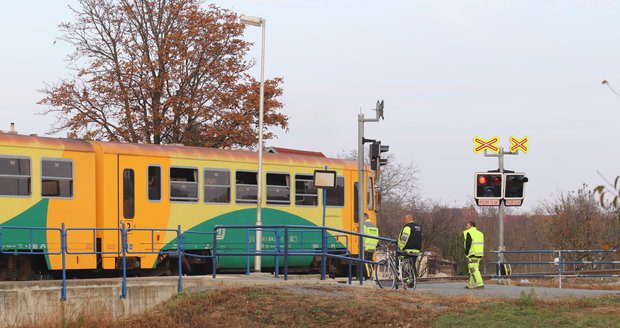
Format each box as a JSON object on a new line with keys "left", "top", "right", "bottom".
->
{"left": 240, "top": 15, "right": 266, "bottom": 272}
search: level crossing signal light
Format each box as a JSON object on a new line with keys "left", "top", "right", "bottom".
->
{"left": 475, "top": 172, "right": 503, "bottom": 206}
{"left": 370, "top": 141, "right": 389, "bottom": 170}
{"left": 474, "top": 171, "right": 529, "bottom": 206}
{"left": 504, "top": 173, "right": 528, "bottom": 206}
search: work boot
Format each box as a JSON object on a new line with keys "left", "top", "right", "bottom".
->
{"left": 475, "top": 285, "right": 485, "bottom": 289}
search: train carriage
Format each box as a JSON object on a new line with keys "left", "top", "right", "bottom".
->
{"left": 0, "top": 133, "right": 377, "bottom": 279}
{"left": 0, "top": 134, "right": 97, "bottom": 280}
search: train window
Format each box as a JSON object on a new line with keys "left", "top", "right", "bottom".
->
{"left": 267, "top": 173, "right": 290, "bottom": 205}
{"left": 325, "top": 176, "right": 344, "bottom": 207}
{"left": 295, "top": 174, "right": 317, "bottom": 206}
{"left": 204, "top": 169, "right": 230, "bottom": 204}
{"left": 0, "top": 157, "right": 31, "bottom": 196}
{"left": 41, "top": 159, "right": 73, "bottom": 198}
{"left": 367, "top": 177, "right": 374, "bottom": 210}
{"left": 170, "top": 167, "right": 198, "bottom": 202}
{"left": 123, "top": 169, "right": 135, "bottom": 219}
{"left": 235, "top": 171, "right": 257, "bottom": 204}
{"left": 148, "top": 166, "right": 161, "bottom": 201}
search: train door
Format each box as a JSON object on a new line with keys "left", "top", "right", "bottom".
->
{"left": 118, "top": 156, "right": 160, "bottom": 231}
{"left": 117, "top": 156, "right": 145, "bottom": 269}
{"left": 351, "top": 173, "right": 374, "bottom": 256}
{"left": 117, "top": 155, "right": 169, "bottom": 270}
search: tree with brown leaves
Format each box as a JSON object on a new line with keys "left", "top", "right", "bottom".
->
{"left": 39, "top": 0, "right": 287, "bottom": 148}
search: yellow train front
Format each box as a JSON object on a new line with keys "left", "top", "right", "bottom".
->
{"left": 0, "top": 133, "right": 378, "bottom": 279}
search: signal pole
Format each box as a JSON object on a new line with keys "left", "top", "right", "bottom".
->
{"left": 357, "top": 100, "right": 384, "bottom": 283}
{"left": 357, "top": 100, "right": 384, "bottom": 235}
{"left": 483, "top": 147, "right": 517, "bottom": 261}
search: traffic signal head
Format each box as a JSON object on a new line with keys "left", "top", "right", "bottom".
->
{"left": 370, "top": 141, "right": 389, "bottom": 170}
{"left": 370, "top": 142, "right": 380, "bottom": 161}
{"left": 475, "top": 172, "right": 502, "bottom": 205}
{"left": 504, "top": 173, "right": 528, "bottom": 206}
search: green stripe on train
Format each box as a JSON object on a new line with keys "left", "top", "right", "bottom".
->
{"left": 163, "top": 208, "right": 347, "bottom": 269}
{"left": 0, "top": 200, "right": 49, "bottom": 251}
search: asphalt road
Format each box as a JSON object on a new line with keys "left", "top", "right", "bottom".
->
{"left": 414, "top": 282, "right": 620, "bottom": 299}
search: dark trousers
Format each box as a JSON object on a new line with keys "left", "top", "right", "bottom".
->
{"left": 400, "top": 253, "right": 418, "bottom": 277}
{"left": 364, "top": 251, "right": 375, "bottom": 278}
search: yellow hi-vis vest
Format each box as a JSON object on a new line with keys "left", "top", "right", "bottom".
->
{"left": 363, "top": 220, "right": 380, "bottom": 251}
{"left": 463, "top": 227, "right": 484, "bottom": 258}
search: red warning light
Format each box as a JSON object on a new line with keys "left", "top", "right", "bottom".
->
{"left": 478, "top": 176, "right": 488, "bottom": 185}
{"left": 492, "top": 176, "right": 502, "bottom": 185}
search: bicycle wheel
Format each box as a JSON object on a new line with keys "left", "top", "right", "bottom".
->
{"left": 375, "top": 259, "right": 397, "bottom": 289}
{"left": 401, "top": 258, "right": 417, "bottom": 291}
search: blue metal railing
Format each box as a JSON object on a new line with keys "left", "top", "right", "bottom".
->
{"left": 0, "top": 225, "right": 67, "bottom": 299}
{"left": 493, "top": 249, "right": 620, "bottom": 288}
{"left": 0, "top": 223, "right": 392, "bottom": 300}
{"left": 125, "top": 226, "right": 184, "bottom": 295}
{"left": 210, "top": 225, "right": 369, "bottom": 281}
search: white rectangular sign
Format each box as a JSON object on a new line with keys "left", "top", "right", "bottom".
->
{"left": 505, "top": 199, "right": 523, "bottom": 206}
{"left": 313, "top": 170, "right": 337, "bottom": 188}
{"left": 478, "top": 199, "right": 500, "bottom": 206}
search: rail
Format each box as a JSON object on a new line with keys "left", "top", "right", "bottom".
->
{"left": 0, "top": 223, "right": 393, "bottom": 301}
{"left": 492, "top": 249, "right": 620, "bottom": 288}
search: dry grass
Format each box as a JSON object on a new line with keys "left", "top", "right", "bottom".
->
{"left": 22, "top": 286, "right": 472, "bottom": 328}
{"left": 19, "top": 284, "right": 620, "bottom": 328}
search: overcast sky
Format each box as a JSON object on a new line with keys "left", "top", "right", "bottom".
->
{"left": 1, "top": 1, "right": 619, "bottom": 212}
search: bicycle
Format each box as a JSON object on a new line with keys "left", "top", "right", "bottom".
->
{"left": 374, "top": 244, "right": 417, "bottom": 290}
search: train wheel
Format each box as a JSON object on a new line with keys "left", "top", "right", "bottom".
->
{"left": 4, "top": 255, "right": 32, "bottom": 281}
{"left": 17, "top": 256, "right": 32, "bottom": 281}
{"left": 0, "top": 255, "right": 7, "bottom": 280}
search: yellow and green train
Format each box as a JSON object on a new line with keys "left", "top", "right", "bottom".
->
{"left": 0, "top": 133, "right": 377, "bottom": 280}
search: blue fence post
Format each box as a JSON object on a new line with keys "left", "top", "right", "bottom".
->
{"left": 284, "top": 227, "right": 289, "bottom": 281}
{"left": 121, "top": 224, "right": 127, "bottom": 299}
{"left": 348, "top": 254, "right": 353, "bottom": 285}
{"left": 177, "top": 225, "right": 183, "bottom": 293}
{"left": 321, "top": 227, "right": 327, "bottom": 280}
{"left": 60, "top": 223, "right": 67, "bottom": 301}
{"left": 558, "top": 250, "right": 564, "bottom": 288}
{"left": 358, "top": 236, "right": 364, "bottom": 285}
{"left": 274, "top": 229, "right": 280, "bottom": 278}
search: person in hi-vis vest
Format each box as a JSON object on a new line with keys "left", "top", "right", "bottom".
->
{"left": 363, "top": 213, "right": 379, "bottom": 278}
{"left": 398, "top": 214, "right": 422, "bottom": 285}
{"left": 463, "top": 221, "right": 485, "bottom": 289}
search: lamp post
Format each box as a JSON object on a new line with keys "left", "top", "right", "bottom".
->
{"left": 240, "top": 15, "right": 266, "bottom": 272}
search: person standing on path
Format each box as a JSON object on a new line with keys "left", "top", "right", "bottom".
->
{"left": 363, "top": 213, "right": 379, "bottom": 278}
{"left": 463, "top": 221, "right": 485, "bottom": 289}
